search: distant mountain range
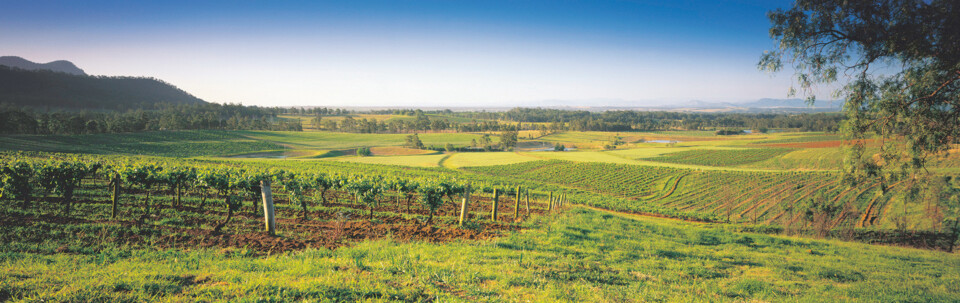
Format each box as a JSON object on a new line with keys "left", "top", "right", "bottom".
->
{"left": 673, "top": 98, "right": 842, "bottom": 109}
{"left": 0, "top": 56, "right": 87, "bottom": 76}
{"left": 0, "top": 56, "right": 205, "bottom": 110}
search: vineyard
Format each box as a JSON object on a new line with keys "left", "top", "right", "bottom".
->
{"left": 0, "top": 130, "right": 283, "bottom": 157}
{"left": 646, "top": 148, "right": 794, "bottom": 167}
{"left": 465, "top": 160, "right": 960, "bottom": 250}
{"left": 1, "top": 138, "right": 959, "bottom": 301}
{"left": 0, "top": 153, "right": 571, "bottom": 255}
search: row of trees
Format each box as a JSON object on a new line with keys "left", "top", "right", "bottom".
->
{"left": 1, "top": 100, "right": 846, "bottom": 136}
{"left": 449, "top": 108, "right": 844, "bottom": 132}
{"left": 0, "top": 103, "right": 302, "bottom": 135}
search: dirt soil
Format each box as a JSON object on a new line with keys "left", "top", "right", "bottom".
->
{"left": 1, "top": 190, "right": 540, "bottom": 255}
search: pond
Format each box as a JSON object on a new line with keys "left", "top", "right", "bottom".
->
{"left": 529, "top": 147, "right": 578, "bottom": 152}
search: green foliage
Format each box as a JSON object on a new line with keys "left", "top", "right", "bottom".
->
{"left": 278, "top": 171, "right": 310, "bottom": 212}
{"left": 499, "top": 129, "right": 518, "bottom": 150}
{"left": 404, "top": 133, "right": 425, "bottom": 149}
{"left": 760, "top": 0, "right": 960, "bottom": 182}
{"left": 35, "top": 160, "right": 89, "bottom": 202}
{"left": 355, "top": 147, "right": 371, "bottom": 157}
{"left": 417, "top": 182, "right": 445, "bottom": 224}
{"left": 1, "top": 160, "right": 35, "bottom": 204}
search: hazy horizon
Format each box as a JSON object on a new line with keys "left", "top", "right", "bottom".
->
{"left": 1, "top": 0, "right": 803, "bottom": 107}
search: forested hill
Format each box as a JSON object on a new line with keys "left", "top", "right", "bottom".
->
{"left": 0, "top": 56, "right": 86, "bottom": 75}
{"left": 0, "top": 65, "right": 206, "bottom": 110}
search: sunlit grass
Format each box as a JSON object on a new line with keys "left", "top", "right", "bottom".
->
{"left": 3, "top": 207, "right": 957, "bottom": 302}
{"left": 334, "top": 153, "right": 449, "bottom": 167}
{"left": 444, "top": 152, "right": 539, "bottom": 168}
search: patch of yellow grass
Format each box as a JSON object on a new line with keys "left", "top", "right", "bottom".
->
{"left": 333, "top": 153, "right": 447, "bottom": 167}
{"left": 369, "top": 146, "right": 437, "bottom": 156}
{"left": 444, "top": 152, "right": 539, "bottom": 168}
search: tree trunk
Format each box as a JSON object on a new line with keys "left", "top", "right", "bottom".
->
{"left": 214, "top": 196, "right": 234, "bottom": 234}
{"left": 299, "top": 196, "right": 308, "bottom": 217}
{"left": 950, "top": 219, "right": 960, "bottom": 253}
{"left": 321, "top": 189, "right": 328, "bottom": 206}
{"left": 144, "top": 187, "right": 152, "bottom": 215}
{"left": 63, "top": 186, "right": 75, "bottom": 216}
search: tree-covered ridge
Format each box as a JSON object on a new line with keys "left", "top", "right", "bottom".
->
{"left": 0, "top": 65, "right": 204, "bottom": 110}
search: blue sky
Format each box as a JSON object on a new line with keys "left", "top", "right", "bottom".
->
{"left": 1, "top": 0, "right": 798, "bottom": 107}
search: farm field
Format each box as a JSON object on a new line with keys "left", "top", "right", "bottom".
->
{"left": 443, "top": 152, "right": 540, "bottom": 168}
{"left": 337, "top": 153, "right": 450, "bottom": 167}
{"left": 0, "top": 131, "right": 284, "bottom": 158}
{"left": 464, "top": 159, "right": 955, "bottom": 243}
{"left": 1, "top": 129, "right": 958, "bottom": 302}
{"left": 237, "top": 130, "right": 494, "bottom": 150}
{"left": 6, "top": 1, "right": 960, "bottom": 301}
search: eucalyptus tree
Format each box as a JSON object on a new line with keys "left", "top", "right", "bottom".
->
{"left": 760, "top": 0, "right": 960, "bottom": 239}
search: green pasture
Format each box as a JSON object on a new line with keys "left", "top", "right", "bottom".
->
{"left": 334, "top": 153, "right": 449, "bottom": 167}
{"left": 2, "top": 207, "right": 957, "bottom": 302}
{"left": 443, "top": 152, "right": 540, "bottom": 168}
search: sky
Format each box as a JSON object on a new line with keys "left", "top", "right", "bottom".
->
{"left": 0, "top": 0, "right": 799, "bottom": 107}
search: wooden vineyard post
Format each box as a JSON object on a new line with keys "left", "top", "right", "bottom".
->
{"left": 111, "top": 173, "right": 120, "bottom": 219}
{"left": 514, "top": 186, "right": 521, "bottom": 220}
{"left": 548, "top": 192, "right": 553, "bottom": 212}
{"left": 261, "top": 180, "right": 276, "bottom": 236}
{"left": 491, "top": 188, "right": 499, "bottom": 221}
{"left": 524, "top": 188, "right": 530, "bottom": 216}
{"left": 459, "top": 184, "right": 471, "bottom": 227}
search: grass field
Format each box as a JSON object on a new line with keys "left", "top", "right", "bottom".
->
{"left": 443, "top": 152, "right": 539, "bottom": 168}
{"left": 336, "top": 153, "right": 449, "bottom": 167}
{"left": 3, "top": 207, "right": 957, "bottom": 302}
